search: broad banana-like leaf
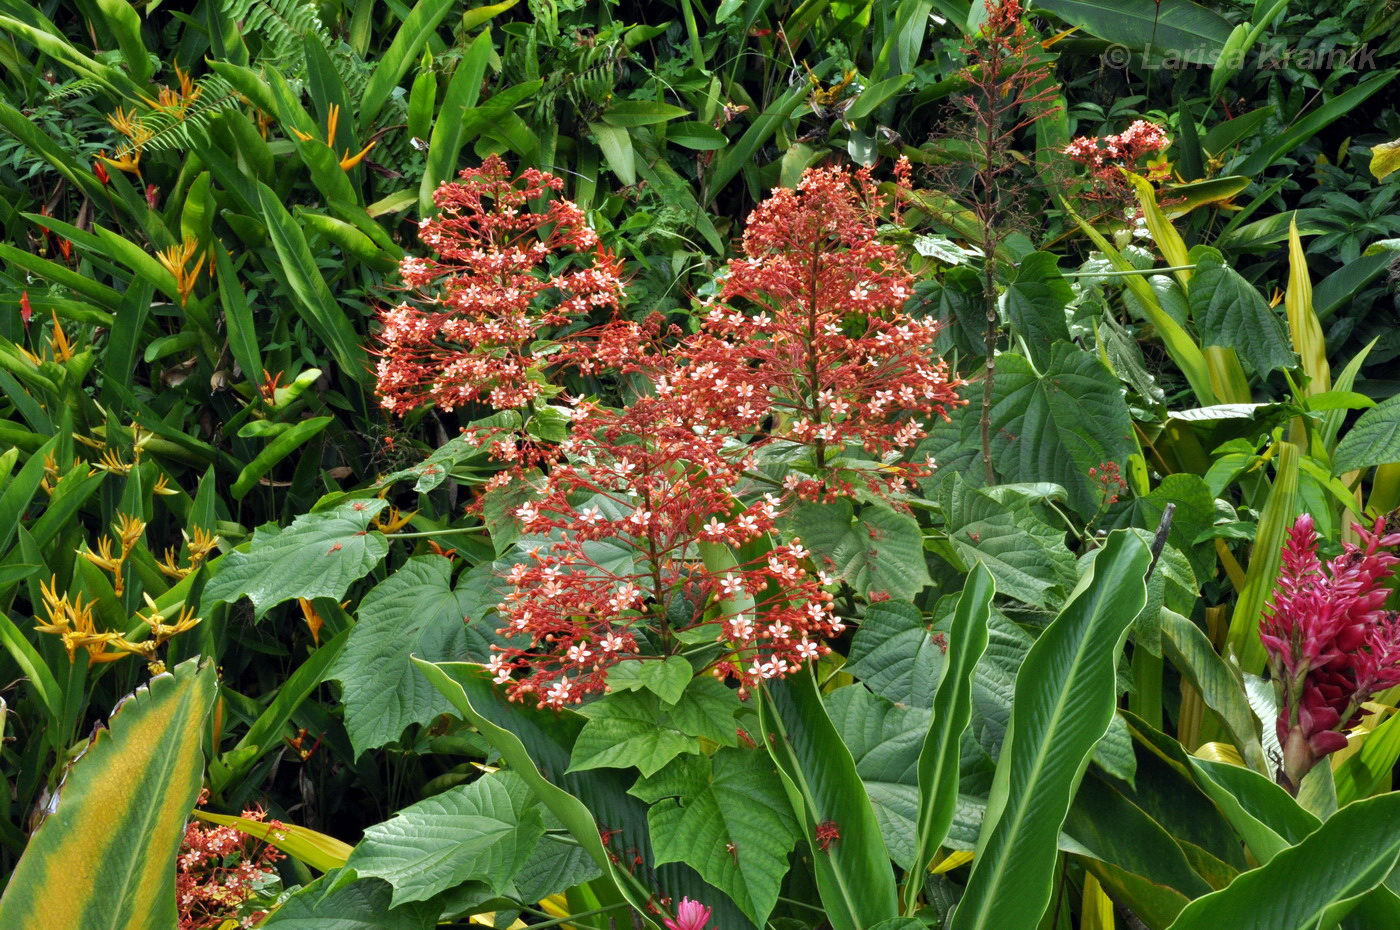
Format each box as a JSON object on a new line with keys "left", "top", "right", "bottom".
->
{"left": 901, "top": 564, "right": 994, "bottom": 914}
{"left": 1225, "top": 440, "right": 1300, "bottom": 672}
{"left": 760, "top": 665, "right": 900, "bottom": 930}
{"left": 0, "top": 658, "right": 217, "bottom": 928}
{"left": 949, "top": 530, "right": 1151, "bottom": 930}
{"left": 1167, "top": 793, "right": 1400, "bottom": 929}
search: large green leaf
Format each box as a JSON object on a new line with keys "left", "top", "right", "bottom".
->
{"left": 949, "top": 531, "right": 1151, "bottom": 930}
{"left": 0, "top": 659, "right": 216, "bottom": 929}
{"left": 1334, "top": 393, "right": 1400, "bottom": 474}
{"left": 1066, "top": 771, "right": 1214, "bottom": 929}
{"left": 846, "top": 600, "right": 944, "bottom": 706}
{"left": 1031, "top": 0, "right": 1234, "bottom": 59}
{"left": 329, "top": 558, "right": 504, "bottom": 756}
{"left": 905, "top": 565, "right": 994, "bottom": 913}
{"left": 411, "top": 660, "right": 662, "bottom": 924}
{"left": 203, "top": 500, "right": 390, "bottom": 617}
{"left": 1188, "top": 247, "right": 1295, "bottom": 375}
{"left": 256, "top": 182, "right": 371, "bottom": 385}
{"left": 760, "top": 667, "right": 900, "bottom": 930}
{"left": 258, "top": 871, "right": 437, "bottom": 928}
{"left": 1004, "top": 252, "right": 1072, "bottom": 368}
{"left": 344, "top": 772, "right": 545, "bottom": 906}
{"left": 786, "top": 499, "right": 930, "bottom": 600}
{"left": 358, "top": 0, "right": 459, "bottom": 130}
{"left": 1167, "top": 793, "right": 1400, "bottom": 929}
{"left": 940, "top": 476, "right": 1075, "bottom": 608}
{"left": 631, "top": 748, "right": 799, "bottom": 925}
{"left": 1160, "top": 609, "right": 1265, "bottom": 773}
{"left": 568, "top": 677, "right": 740, "bottom": 776}
{"left": 987, "top": 347, "right": 1136, "bottom": 516}
{"left": 826, "top": 683, "right": 927, "bottom": 869}
{"left": 1235, "top": 71, "right": 1398, "bottom": 177}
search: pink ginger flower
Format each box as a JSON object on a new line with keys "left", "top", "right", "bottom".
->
{"left": 663, "top": 898, "right": 713, "bottom": 930}
{"left": 1260, "top": 514, "right": 1400, "bottom": 791}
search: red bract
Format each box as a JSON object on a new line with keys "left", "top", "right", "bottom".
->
{"left": 666, "top": 163, "right": 964, "bottom": 498}
{"left": 374, "top": 154, "right": 628, "bottom": 415}
{"left": 490, "top": 395, "right": 841, "bottom": 706}
{"left": 1260, "top": 513, "right": 1400, "bottom": 790}
{"left": 176, "top": 795, "right": 283, "bottom": 929}
{"left": 663, "top": 897, "right": 713, "bottom": 930}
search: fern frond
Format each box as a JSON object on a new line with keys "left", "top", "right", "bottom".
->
{"left": 104, "top": 74, "right": 242, "bottom": 158}
{"left": 44, "top": 78, "right": 104, "bottom": 103}
{"left": 220, "top": 0, "right": 330, "bottom": 66}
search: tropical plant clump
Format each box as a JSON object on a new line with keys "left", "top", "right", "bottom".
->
{"left": 3, "top": 0, "right": 1400, "bottom": 928}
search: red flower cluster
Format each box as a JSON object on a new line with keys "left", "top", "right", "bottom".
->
{"left": 1260, "top": 514, "right": 1400, "bottom": 790}
{"left": 666, "top": 163, "right": 963, "bottom": 498}
{"left": 1088, "top": 461, "right": 1126, "bottom": 507}
{"left": 375, "top": 158, "right": 968, "bottom": 707}
{"left": 1063, "top": 120, "right": 1170, "bottom": 181}
{"left": 374, "top": 154, "right": 627, "bottom": 415}
{"left": 489, "top": 395, "right": 842, "bottom": 705}
{"left": 176, "top": 796, "right": 284, "bottom": 929}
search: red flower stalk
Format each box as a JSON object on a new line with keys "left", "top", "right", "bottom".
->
{"left": 663, "top": 897, "right": 713, "bottom": 930}
{"left": 176, "top": 794, "right": 284, "bottom": 929}
{"left": 19, "top": 291, "right": 32, "bottom": 325}
{"left": 667, "top": 163, "right": 964, "bottom": 499}
{"left": 1260, "top": 514, "right": 1400, "bottom": 791}
{"left": 490, "top": 394, "right": 841, "bottom": 706}
{"left": 374, "top": 154, "right": 629, "bottom": 416}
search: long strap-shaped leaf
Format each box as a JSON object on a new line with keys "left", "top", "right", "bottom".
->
{"left": 759, "top": 667, "right": 900, "bottom": 930}
{"left": 255, "top": 182, "right": 371, "bottom": 387}
{"left": 0, "top": 658, "right": 216, "bottom": 929}
{"left": 950, "top": 530, "right": 1150, "bottom": 930}
{"left": 901, "top": 563, "right": 994, "bottom": 914}
{"left": 1166, "top": 792, "right": 1400, "bottom": 930}
{"left": 413, "top": 658, "right": 661, "bottom": 927}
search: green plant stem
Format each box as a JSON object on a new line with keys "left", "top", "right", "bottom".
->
{"left": 387, "top": 526, "right": 488, "bottom": 539}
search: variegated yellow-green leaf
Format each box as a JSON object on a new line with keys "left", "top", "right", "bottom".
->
{"left": 0, "top": 658, "right": 216, "bottom": 929}
{"left": 1370, "top": 138, "right": 1400, "bottom": 180}
{"left": 1285, "top": 216, "right": 1330, "bottom": 397}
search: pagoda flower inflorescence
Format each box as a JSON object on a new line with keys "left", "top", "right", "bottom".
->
{"left": 177, "top": 791, "right": 284, "bottom": 930}
{"left": 375, "top": 157, "right": 968, "bottom": 708}
{"left": 667, "top": 161, "right": 964, "bottom": 500}
{"left": 373, "top": 154, "right": 630, "bottom": 417}
{"left": 1260, "top": 513, "right": 1400, "bottom": 792}
{"left": 490, "top": 394, "right": 842, "bottom": 706}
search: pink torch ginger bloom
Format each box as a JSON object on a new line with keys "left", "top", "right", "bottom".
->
{"left": 663, "top": 898, "right": 713, "bottom": 930}
{"left": 1260, "top": 514, "right": 1400, "bottom": 791}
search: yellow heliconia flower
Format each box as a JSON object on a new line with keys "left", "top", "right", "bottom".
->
{"left": 99, "top": 147, "right": 142, "bottom": 177}
{"left": 155, "top": 236, "right": 207, "bottom": 305}
{"left": 291, "top": 103, "right": 378, "bottom": 170}
{"left": 142, "top": 64, "right": 203, "bottom": 116}
{"left": 48, "top": 311, "right": 74, "bottom": 362}
{"left": 93, "top": 447, "right": 133, "bottom": 475}
{"left": 106, "top": 106, "right": 154, "bottom": 146}
{"left": 372, "top": 505, "right": 418, "bottom": 534}
{"left": 34, "top": 577, "right": 124, "bottom": 665}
